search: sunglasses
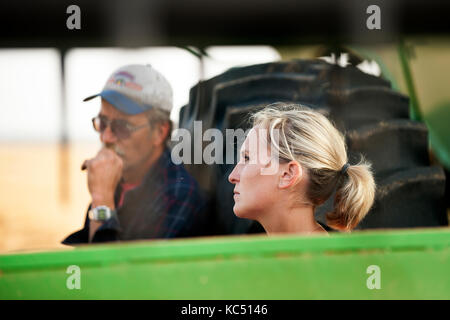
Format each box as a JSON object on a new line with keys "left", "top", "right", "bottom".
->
{"left": 92, "top": 115, "right": 149, "bottom": 139}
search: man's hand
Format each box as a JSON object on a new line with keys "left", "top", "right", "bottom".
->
{"left": 83, "top": 147, "right": 123, "bottom": 208}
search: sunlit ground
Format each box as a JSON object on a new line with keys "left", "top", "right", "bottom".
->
{"left": 0, "top": 142, "right": 98, "bottom": 253}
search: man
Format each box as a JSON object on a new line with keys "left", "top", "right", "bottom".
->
{"left": 63, "top": 64, "right": 207, "bottom": 244}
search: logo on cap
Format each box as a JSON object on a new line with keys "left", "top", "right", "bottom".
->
{"left": 107, "top": 71, "right": 143, "bottom": 91}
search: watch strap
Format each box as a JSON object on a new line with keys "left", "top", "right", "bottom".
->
{"left": 89, "top": 206, "right": 117, "bottom": 221}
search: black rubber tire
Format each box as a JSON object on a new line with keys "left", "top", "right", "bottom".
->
{"left": 181, "top": 60, "right": 391, "bottom": 131}
{"left": 346, "top": 120, "right": 430, "bottom": 177}
{"left": 356, "top": 166, "right": 447, "bottom": 229}
{"left": 326, "top": 86, "right": 410, "bottom": 131}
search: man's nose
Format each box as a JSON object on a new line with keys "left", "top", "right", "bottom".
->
{"left": 228, "top": 165, "right": 240, "bottom": 184}
{"left": 100, "top": 125, "right": 117, "bottom": 144}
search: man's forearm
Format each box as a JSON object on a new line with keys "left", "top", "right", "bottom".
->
{"left": 89, "top": 220, "right": 104, "bottom": 242}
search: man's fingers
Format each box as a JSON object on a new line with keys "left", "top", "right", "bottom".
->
{"left": 98, "top": 147, "right": 118, "bottom": 159}
{"left": 82, "top": 149, "right": 122, "bottom": 171}
{"left": 81, "top": 160, "right": 89, "bottom": 171}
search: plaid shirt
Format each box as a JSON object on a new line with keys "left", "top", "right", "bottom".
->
{"left": 62, "top": 148, "right": 207, "bottom": 244}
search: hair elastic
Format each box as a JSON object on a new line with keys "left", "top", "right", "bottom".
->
{"left": 340, "top": 163, "right": 350, "bottom": 175}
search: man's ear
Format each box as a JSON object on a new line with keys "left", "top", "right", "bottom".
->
{"left": 152, "top": 121, "right": 170, "bottom": 146}
{"left": 279, "top": 161, "right": 303, "bottom": 189}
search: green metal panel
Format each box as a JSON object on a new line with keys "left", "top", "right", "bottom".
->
{"left": 398, "top": 40, "right": 423, "bottom": 122}
{"left": 0, "top": 228, "right": 449, "bottom": 299}
{"left": 425, "top": 102, "right": 450, "bottom": 170}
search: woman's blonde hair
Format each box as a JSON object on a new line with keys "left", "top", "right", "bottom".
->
{"left": 251, "top": 103, "right": 376, "bottom": 231}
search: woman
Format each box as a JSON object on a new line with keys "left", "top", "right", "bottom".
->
{"left": 228, "top": 103, "right": 376, "bottom": 235}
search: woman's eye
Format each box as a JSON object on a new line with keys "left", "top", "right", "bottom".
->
{"left": 243, "top": 155, "right": 250, "bottom": 162}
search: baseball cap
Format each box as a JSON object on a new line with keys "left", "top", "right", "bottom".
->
{"left": 83, "top": 64, "right": 173, "bottom": 115}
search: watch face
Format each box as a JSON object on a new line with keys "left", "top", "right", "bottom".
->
{"left": 89, "top": 206, "right": 115, "bottom": 221}
{"left": 97, "top": 208, "right": 107, "bottom": 220}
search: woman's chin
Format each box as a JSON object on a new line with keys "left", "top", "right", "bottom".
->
{"left": 233, "top": 206, "right": 246, "bottom": 218}
{"left": 233, "top": 206, "right": 256, "bottom": 220}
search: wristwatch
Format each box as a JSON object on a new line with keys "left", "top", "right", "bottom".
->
{"left": 88, "top": 205, "right": 117, "bottom": 221}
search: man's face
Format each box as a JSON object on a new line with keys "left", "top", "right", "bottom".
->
{"left": 98, "top": 99, "right": 155, "bottom": 174}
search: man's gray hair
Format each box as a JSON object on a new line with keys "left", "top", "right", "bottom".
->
{"left": 145, "top": 107, "right": 173, "bottom": 146}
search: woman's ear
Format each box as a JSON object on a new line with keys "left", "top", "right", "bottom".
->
{"left": 279, "top": 161, "right": 302, "bottom": 189}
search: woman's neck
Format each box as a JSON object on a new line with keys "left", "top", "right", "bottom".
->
{"left": 259, "top": 204, "right": 327, "bottom": 235}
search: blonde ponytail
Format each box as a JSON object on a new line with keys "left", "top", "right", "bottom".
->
{"left": 326, "top": 159, "right": 376, "bottom": 231}
{"left": 252, "top": 103, "right": 376, "bottom": 231}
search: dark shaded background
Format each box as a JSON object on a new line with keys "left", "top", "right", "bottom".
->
{"left": 0, "top": 0, "right": 449, "bottom": 48}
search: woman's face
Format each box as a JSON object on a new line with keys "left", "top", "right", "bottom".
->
{"left": 228, "top": 126, "right": 281, "bottom": 219}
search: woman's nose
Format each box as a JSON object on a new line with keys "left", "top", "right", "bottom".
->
{"left": 228, "top": 165, "right": 240, "bottom": 184}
